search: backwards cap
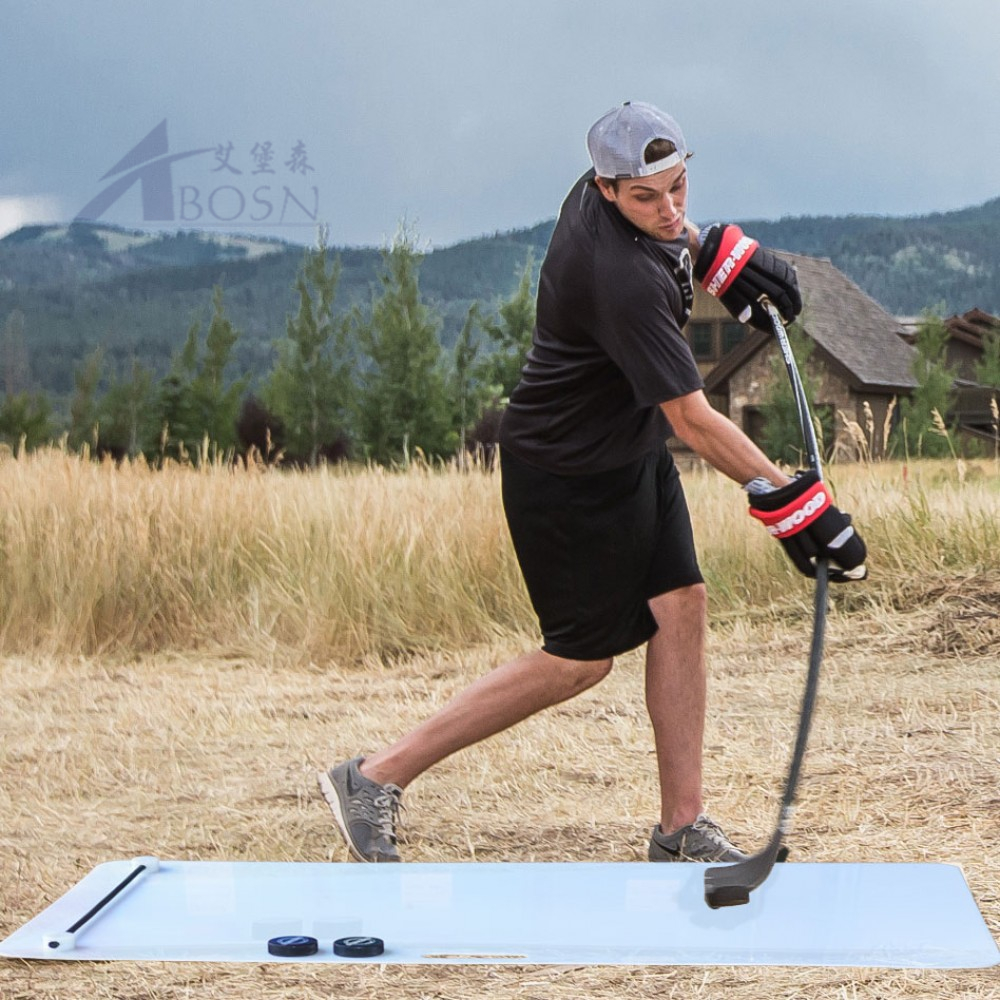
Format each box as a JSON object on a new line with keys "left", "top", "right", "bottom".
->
{"left": 586, "top": 101, "right": 687, "bottom": 180}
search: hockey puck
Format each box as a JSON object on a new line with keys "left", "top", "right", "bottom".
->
{"left": 334, "top": 935, "right": 384, "bottom": 957}
{"left": 267, "top": 935, "right": 318, "bottom": 957}
{"left": 705, "top": 884, "right": 750, "bottom": 909}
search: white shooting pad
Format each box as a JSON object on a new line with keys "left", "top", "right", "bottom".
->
{"left": 1, "top": 860, "right": 997, "bottom": 967}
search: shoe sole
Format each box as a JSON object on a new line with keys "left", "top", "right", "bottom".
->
{"left": 649, "top": 852, "right": 747, "bottom": 863}
{"left": 649, "top": 842, "right": 748, "bottom": 863}
{"left": 316, "top": 769, "right": 371, "bottom": 863}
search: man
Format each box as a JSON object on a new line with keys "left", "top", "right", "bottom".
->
{"left": 319, "top": 101, "right": 866, "bottom": 864}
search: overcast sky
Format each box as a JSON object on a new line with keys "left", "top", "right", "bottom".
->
{"left": 2, "top": 0, "right": 998, "bottom": 248}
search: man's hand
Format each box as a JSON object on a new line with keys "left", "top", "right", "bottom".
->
{"left": 693, "top": 224, "right": 802, "bottom": 331}
{"left": 747, "top": 471, "right": 868, "bottom": 582}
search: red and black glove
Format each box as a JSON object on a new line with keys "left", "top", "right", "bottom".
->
{"left": 747, "top": 471, "right": 867, "bottom": 582}
{"left": 693, "top": 224, "right": 802, "bottom": 331}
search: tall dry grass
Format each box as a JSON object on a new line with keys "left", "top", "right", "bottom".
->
{"left": 0, "top": 446, "right": 997, "bottom": 663}
{"left": 0, "top": 449, "right": 528, "bottom": 662}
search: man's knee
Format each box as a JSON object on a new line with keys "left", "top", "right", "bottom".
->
{"left": 542, "top": 651, "right": 614, "bottom": 696}
{"left": 648, "top": 582, "right": 707, "bottom": 625}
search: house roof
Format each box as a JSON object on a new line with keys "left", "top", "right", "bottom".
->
{"left": 706, "top": 253, "right": 919, "bottom": 394}
{"left": 944, "top": 307, "right": 1000, "bottom": 348}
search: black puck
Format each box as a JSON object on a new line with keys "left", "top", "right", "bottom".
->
{"left": 705, "top": 884, "right": 750, "bottom": 909}
{"left": 267, "top": 934, "right": 318, "bottom": 957}
{"left": 334, "top": 935, "right": 384, "bottom": 957}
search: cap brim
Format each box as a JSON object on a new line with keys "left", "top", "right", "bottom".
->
{"left": 633, "top": 151, "right": 684, "bottom": 177}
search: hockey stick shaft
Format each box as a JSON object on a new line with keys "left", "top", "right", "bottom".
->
{"left": 769, "top": 304, "right": 822, "bottom": 478}
{"left": 765, "top": 297, "right": 828, "bottom": 814}
{"left": 704, "top": 300, "right": 828, "bottom": 907}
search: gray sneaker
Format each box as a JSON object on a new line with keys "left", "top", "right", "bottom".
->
{"left": 317, "top": 757, "right": 403, "bottom": 862}
{"left": 648, "top": 815, "right": 748, "bottom": 863}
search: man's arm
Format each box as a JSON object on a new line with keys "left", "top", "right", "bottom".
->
{"left": 661, "top": 389, "right": 789, "bottom": 487}
{"left": 665, "top": 391, "right": 868, "bottom": 582}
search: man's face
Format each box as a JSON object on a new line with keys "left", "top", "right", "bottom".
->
{"left": 595, "top": 162, "right": 689, "bottom": 241}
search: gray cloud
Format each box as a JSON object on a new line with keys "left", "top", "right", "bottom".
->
{"left": 1, "top": 0, "right": 998, "bottom": 244}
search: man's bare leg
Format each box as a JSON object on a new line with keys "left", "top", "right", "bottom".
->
{"left": 645, "top": 583, "right": 708, "bottom": 834}
{"left": 360, "top": 650, "right": 613, "bottom": 789}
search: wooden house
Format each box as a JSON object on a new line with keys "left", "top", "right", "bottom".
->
{"left": 688, "top": 253, "right": 918, "bottom": 459}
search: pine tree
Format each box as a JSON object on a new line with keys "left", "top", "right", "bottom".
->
{"left": 264, "top": 237, "right": 353, "bottom": 465}
{"left": 759, "top": 322, "right": 832, "bottom": 465}
{"left": 98, "top": 358, "right": 155, "bottom": 459}
{"left": 451, "top": 306, "right": 481, "bottom": 465}
{"left": 893, "top": 311, "right": 956, "bottom": 458}
{"left": 69, "top": 347, "right": 105, "bottom": 451}
{"left": 477, "top": 255, "right": 536, "bottom": 401}
{"left": 973, "top": 321, "right": 1000, "bottom": 389}
{"left": 355, "top": 227, "right": 453, "bottom": 465}
{"left": 0, "top": 392, "right": 53, "bottom": 451}
{"left": 157, "top": 320, "right": 200, "bottom": 457}
{"left": 192, "top": 286, "right": 247, "bottom": 453}
{"left": 158, "top": 287, "right": 248, "bottom": 459}
{"left": 1, "top": 310, "right": 32, "bottom": 397}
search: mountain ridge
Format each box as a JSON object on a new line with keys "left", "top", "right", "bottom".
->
{"left": 1, "top": 195, "right": 997, "bottom": 399}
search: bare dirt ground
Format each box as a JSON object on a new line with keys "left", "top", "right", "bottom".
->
{"left": 1, "top": 599, "right": 998, "bottom": 998}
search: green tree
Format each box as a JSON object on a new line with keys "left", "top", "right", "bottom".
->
{"left": 192, "top": 285, "right": 247, "bottom": 452}
{"left": 451, "top": 306, "right": 481, "bottom": 464}
{"left": 759, "top": 322, "right": 832, "bottom": 465}
{"left": 0, "top": 392, "right": 53, "bottom": 451}
{"left": 973, "top": 321, "right": 1000, "bottom": 389}
{"left": 893, "top": 311, "right": 957, "bottom": 458}
{"left": 264, "top": 237, "right": 353, "bottom": 465}
{"left": 2, "top": 310, "right": 31, "bottom": 396}
{"left": 355, "top": 227, "right": 453, "bottom": 465}
{"left": 476, "top": 255, "right": 536, "bottom": 401}
{"left": 69, "top": 347, "right": 105, "bottom": 451}
{"left": 96, "top": 358, "right": 155, "bottom": 458}
{"left": 157, "top": 326, "right": 198, "bottom": 458}
{"left": 158, "top": 286, "right": 247, "bottom": 458}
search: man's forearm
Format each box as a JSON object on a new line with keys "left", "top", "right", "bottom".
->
{"left": 666, "top": 400, "right": 789, "bottom": 486}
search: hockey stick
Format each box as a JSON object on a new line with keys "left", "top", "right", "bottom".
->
{"left": 704, "top": 300, "right": 829, "bottom": 909}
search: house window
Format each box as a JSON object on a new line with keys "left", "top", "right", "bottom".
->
{"left": 687, "top": 319, "right": 749, "bottom": 362}
{"left": 689, "top": 322, "right": 715, "bottom": 360}
{"left": 721, "top": 323, "right": 746, "bottom": 354}
{"left": 743, "top": 406, "right": 766, "bottom": 447}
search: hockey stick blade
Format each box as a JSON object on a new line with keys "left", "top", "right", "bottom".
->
{"left": 704, "top": 829, "right": 785, "bottom": 908}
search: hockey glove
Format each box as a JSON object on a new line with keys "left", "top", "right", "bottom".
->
{"left": 747, "top": 471, "right": 868, "bottom": 582}
{"left": 693, "top": 224, "right": 802, "bottom": 331}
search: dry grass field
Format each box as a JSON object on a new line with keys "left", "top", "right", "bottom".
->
{"left": 1, "top": 450, "right": 997, "bottom": 998}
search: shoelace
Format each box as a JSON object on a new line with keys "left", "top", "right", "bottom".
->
{"left": 690, "top": 815, "right": 737, "bottom": 851}
{"left": 350, "top": 783, "right": 404, "bottom": 842}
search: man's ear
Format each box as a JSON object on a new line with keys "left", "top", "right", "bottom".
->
{"left": 593, "top": 176, "right": 617, "bottom": 203}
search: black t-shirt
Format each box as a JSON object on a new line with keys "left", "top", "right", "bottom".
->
{"left": 499, "top": 171, "right": 704, "bottom": 475}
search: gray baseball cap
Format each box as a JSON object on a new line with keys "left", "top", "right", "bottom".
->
{"left": 586, "top": 101, "right": 688, "bottom": 179}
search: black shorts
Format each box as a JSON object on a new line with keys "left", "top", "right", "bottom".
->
{"left": 500, "top": 445, "right": 703, "bottom": 660}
